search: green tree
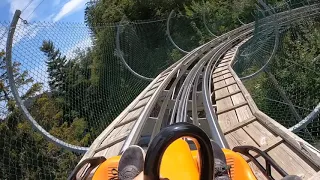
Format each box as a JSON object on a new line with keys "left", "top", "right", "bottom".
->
{"left": 40, "top": 40, "right": 68, "bottom": 93}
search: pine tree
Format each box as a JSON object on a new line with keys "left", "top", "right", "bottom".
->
{"left": 40, "top": 40, "right": 68, "bottom": 94}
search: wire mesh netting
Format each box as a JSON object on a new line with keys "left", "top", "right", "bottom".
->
{"left": 233, "top": 0, "right": 320, "bottom": 149}
{"left": 2, "top": 0, "right": 319, "bottom": 179}
{"left": 0, "top": 10, "right": 223, "bottom": 178}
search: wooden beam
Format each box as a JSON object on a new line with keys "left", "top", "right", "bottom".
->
{"left": 217, "top": 101, "right": 248, "bottom": 115}
{"left": 223, "top": 117, "right": 256, "bottom": 134}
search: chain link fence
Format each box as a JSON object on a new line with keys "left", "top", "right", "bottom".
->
{"left": 0, "top": 10, "right": 219, "bottom": 178}
{"left": 233, "top": 0, "right": 320, "bottom": 149}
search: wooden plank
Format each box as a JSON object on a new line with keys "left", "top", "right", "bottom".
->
{"left": 150, "top": 83, "right": 161, "bottom": 90}
{"left": 214, "top": 87, "right": 229, "bottom": 100}
{"left": 224, "top": 77, "right": 236, "bottom": 86}
{"left": 132, "top": 97, "right": 150, "bottom": 111}
{"left": 228, "top": 66, "right": 320, "bottom": 168}
{"left": 216, "top": 97, "right": 233, "bottom": 113}
{"left": 223, "top": 53, "right": 234, "bottom": 58}
{"left": 268, "top": 143, "right": 317, "bottom": 179}
{"left": 224, "top": 53, "right": 235, "bottom": 57}
{"left": 225, "top": 128, "right": 259, "bottom": 149}
{"left": 255, "top": 111, "right": 320, "bottom": 168}
{"left": 115, "top": 117, "right": 136, "bottom": 128}
{"left": 216, "top": 90, "right": 241, "bottom": 101}
{"left": 242, "top": 121, "right": 277, "bottom": 147}
{"left": 223, "top": 116, "right": 256, "bottom": 134}
{"left": 214, "top": 81, "right": 237, "bottom": 91}
{"left": 213, "top": 74, "right": 233, "bottom": 83}
{"left": 235, "top": 105, "right": 254, "bottom": 122}
{"left": 217, "top": 62, "right": 229, "bottom": 68}
{"left": 117, "top": 106, "right": 144, "bottom": 125}
{"left": 248, "top": 160, "right": 269, "bottom": 180}
{"left": 99, "top": 121, "right": 134, "bottom": 149}
{"left": 283, "top": 142, "right": 318, "bottom": 175}
{"left": 230, "top": 92, "right": 246, "bottom": 105}
{"left": 217, "top": 110, "right": 239, "bottom": 132}
{"left": 117, "top": 121, "right": 135, "bottom": 136}
{"left": 96, "top": 133, "right": 128, "bottom": 152}
{"left": 213, "top": 73, "right": 229, "bottom": 83}
{"left": 157, "top": 75, "right": 167, "bottom": 82}
{"left": 227, "top": 84, "right": 240, "bottom": 94}
{"left": 161, "top": 71, "right": 171, "bottom": 77}
{"left": 144, "top": 88, "right": 157, "bottom": 98}
{"left": 308, "top": 171, "right": 320, "bottom": 180}
{"left": 217, "top": 101, "right": 247, "bottom": 115}
{"left": 248, "top": 156, "right": 283, "bottom": 180}
{"left": 94, "top": 148, "right": 108, "bottom": 157}
{"left": 220, "top": 59, "right": 231, "bottom": 64}
{"left": 213, "top": 67, "right": 229, "bottom": 74}
{"left": 104, "top": 140, "right": 125, "bottom": 158}
{"left": 212, "top": 69, "right": 229, "bottom": 78}
{"left": 105, "top": 126, "right": 124, "bottom": 140}
{"left": 260, "top": 137, "right": 283, "bottom": 152}
{"left": 227, "top": 66, "right": 260, "bottom": 114}
{"left": 213, "top": 72, "right": 232, "bottom": 82}
{"left": 214, "top": 80, "right": 227, "bottom": 90}
{"left": 243, "top": 137, "right": 282, "bottom": 167}
{"left": 242, "top": 137, "right": 283, "bottom": 163}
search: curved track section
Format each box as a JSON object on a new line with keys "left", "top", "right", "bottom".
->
{"left": 75, "top": 3, "right": 320, "bottom": 179}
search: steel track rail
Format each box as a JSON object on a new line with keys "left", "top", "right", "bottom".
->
{"left": 121, "top": 24, "right": 254, "bottom": 151}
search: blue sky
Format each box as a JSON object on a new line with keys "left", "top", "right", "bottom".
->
{"left": 0, "top": 0, "right": 93, "bottom": 107}
{"left": 0, "top": 0, "right": 89, "bottom": 22}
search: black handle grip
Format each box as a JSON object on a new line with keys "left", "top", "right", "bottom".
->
{"left": 143, "top": 122, "right": 214, "bottom": 180}
{"left": 233, "top": 146, "right": 288, "bottom": 180}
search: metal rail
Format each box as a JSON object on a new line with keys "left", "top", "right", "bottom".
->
{"left": 6, "top": 10, "right": 89, "bottom": 154}
{"left": 121, "top": 23, "right": 254, "bottom": 152}
{"left": 120, "top": 2, "right": 320, "bottom": 152}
